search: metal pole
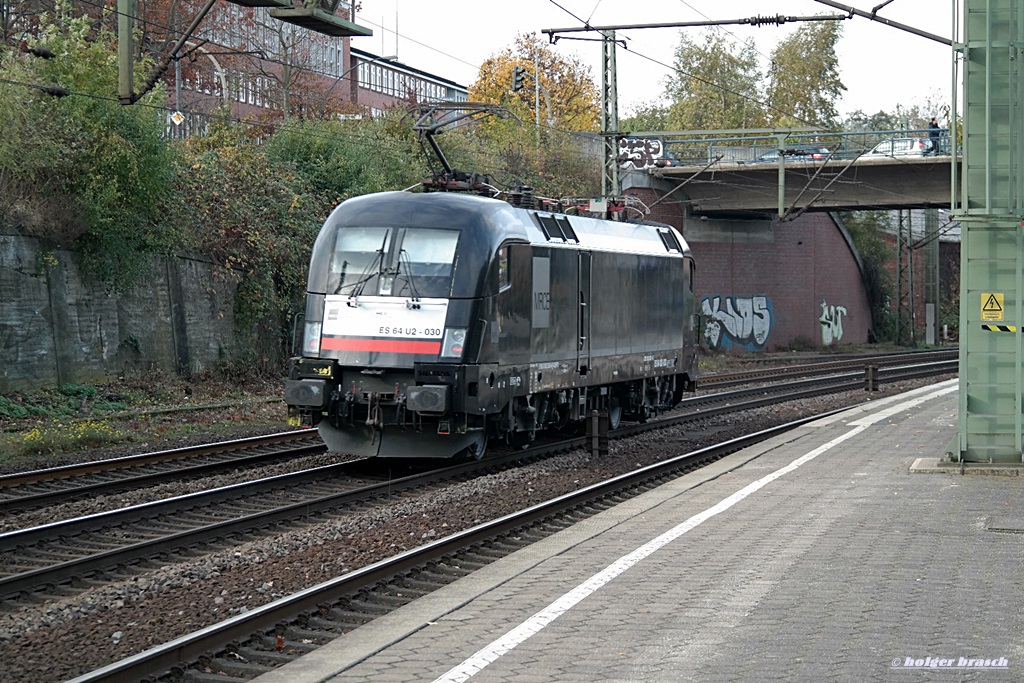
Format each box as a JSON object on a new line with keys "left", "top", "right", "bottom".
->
{"left": 174, "top": 56, "right": 182, "bottom": 138}
{"left": 951, "top": 1, "right": 960, "bottom": 212}
{"left": 908, "top": 213, "right": 916, "bottom": 346}
{"left": 776, "top": 133, "right": 786, "bottom": 218}
{"left": 117, "top": 0, "right": 134, "bottom": 104}
{"left": 534, "top": 49, "right": 540, "bottom": 148}
{"left": 896, "top": 210, "right": 904, "bottom": 344}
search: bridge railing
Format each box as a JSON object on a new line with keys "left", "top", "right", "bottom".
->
{"left": 649, "top": 129, "right": 954, "bottom": 167}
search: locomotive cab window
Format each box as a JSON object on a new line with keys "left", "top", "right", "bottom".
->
{"left": 328, "top": 227, "right": 458, "bottom": 299}
{"left": 329, "top": 227, "right": 392, "bottom": 296}
{"left": 395, "top": 229, "right": 459, "bottom": 297}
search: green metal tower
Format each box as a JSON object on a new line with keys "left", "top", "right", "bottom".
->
{"left": 600, "top": 30, "right": 620, "bottom": 198}
{"left": 953, "top": 0, "right": 1024, "bottom": 462}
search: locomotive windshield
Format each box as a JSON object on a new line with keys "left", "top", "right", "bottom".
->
{"left": 328, "top": 227, "right": 459, "bottom": 298}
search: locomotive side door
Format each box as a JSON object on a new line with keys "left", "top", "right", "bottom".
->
{"left": 577, "top": 251, "right": 592, "bottom": 375}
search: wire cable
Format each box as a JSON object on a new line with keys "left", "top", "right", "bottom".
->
{"left": 543, "top": 0, "right": 833, "bottom": 128}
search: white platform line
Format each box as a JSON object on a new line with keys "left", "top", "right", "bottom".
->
{"left": 432, "top": 383, "right": 957, "bottom": 683}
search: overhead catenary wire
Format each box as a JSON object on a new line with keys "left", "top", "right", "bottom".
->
{"left": 673, "top": 0, "right": 775, "bottom": 64}
{"left": 543, "top": 0, "right": 843, "bottom": 129}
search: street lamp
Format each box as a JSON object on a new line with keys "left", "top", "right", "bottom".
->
{"left": 320, "top": 53, "right": 397, "bottom": 117}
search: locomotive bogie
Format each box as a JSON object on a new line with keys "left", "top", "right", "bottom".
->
{"left": 284, "top": 191, "right": 699, "bottom": 459}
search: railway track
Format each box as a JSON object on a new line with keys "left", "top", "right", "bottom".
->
{"left": 0, "top": 431, "right": 321, "bottom": 514}
{"left": 699, "top": 348, "right": 956, "bottom": 388}
{"left": 1, "top": 356, "right": 955, "bottom": 604}
{"left": 0, "top": 348, "right": 956, "bottom": 520}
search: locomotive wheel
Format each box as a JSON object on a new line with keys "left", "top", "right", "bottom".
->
{"left": 459, "top": 434, "right": 488, "bottom": 461}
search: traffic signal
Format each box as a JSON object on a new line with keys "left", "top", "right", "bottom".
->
{"left": 512, "top": 66, "right": 527, "bottom": 92}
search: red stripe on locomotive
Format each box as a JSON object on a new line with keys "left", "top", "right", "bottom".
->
{"left": 320, "top": 337, "right": 442, "bottom": 354}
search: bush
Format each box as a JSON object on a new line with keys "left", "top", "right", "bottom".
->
{"left": 0, "top": 396, "right": 30, "bottom": 419}
{"left": 56, "top": 384, "right": 97, "bottom": 400}
{"left": 0, "top": 2, "right": 175, "bottom": 291}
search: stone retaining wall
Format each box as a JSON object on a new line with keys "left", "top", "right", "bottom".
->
{"left": 0, "top": 234, "right": 237, "bottom": 391}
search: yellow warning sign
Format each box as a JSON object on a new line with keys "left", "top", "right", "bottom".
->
{"left": 981, "top": 293, "right": 1004, "bottom": 321}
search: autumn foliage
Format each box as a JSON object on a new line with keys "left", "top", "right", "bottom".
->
{"left": 470, "top": 33, "right": 600, "bottom": 133}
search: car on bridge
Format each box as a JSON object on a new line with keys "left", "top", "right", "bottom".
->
{"left": 746, "top": 145, "right": 832, "bottom": 164}
{"left": 865, "top": 137, "right": 939, "bottom": 157}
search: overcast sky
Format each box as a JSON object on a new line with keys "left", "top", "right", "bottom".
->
{"left": 352, "top": 0, "right": 959, "bottom": 123}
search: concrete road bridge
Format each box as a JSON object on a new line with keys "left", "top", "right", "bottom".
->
{"left": 635, "top": 155, "right": 959, "bottom": 218}
{"left": 618, "top": 130, "right": 959, "bottom": 218}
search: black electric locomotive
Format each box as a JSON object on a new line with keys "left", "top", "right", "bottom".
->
{"left": 284, "top": 190, "right": 699, "bottom": 458}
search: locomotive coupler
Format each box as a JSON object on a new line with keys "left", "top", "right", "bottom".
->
{"left": 365, "top": 391, "right": 383, "bottom": 430}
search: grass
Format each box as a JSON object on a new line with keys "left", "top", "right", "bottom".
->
{"left": 0, "top": 374, "right": 285, "bottom": 468}
{"left": 0, "top": 385, "right": 128, "bottom": 421}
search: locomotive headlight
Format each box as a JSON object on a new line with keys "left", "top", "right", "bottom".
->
{"left": 303, "top": 321, "right": 322, "bottom": 356}
{"left": 439, "top": 328, "right": 467, "bottom": 360}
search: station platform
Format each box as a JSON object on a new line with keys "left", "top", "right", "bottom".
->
{"left": 254, "top": 379, "right": 1024, "bottom": 682}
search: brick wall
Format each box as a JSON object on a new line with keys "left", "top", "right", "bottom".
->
{"left": 628, "top": 188, "right": 873, "bottom": 352}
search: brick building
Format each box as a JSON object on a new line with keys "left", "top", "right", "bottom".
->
{"left": 164, "top": 5, "right": 467, "bottom": 136}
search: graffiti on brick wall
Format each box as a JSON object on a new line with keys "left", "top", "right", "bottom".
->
{"left": 619, "top": 137, "right": 663, "bottom": 170}
{"left": 701, "top": 295, "right": 773, "bottom": 351}
{"left": 820, "top": 299, "right": 848, "bottom": 345}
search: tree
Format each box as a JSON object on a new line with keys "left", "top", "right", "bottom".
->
{"left": 837, "top": 210, "right": 896, "bottom": 342}
{"left": 765, "top": 20, "right": 845, "bottom": 128}
{"left": 263, "top": 112, "right": 428, "bottom": 199}
{"left": 620, "top": 102, "right": 671, "bottom": 134}
{"left": 891, "top": 98, "right": 955, "bottom": 132}
{"left": 234, "top": 16, "right": 320, "bottom": 119}
{"left": 662, "top": 31, "right": 765, "bottom": 131}
{"left": 2, "top": 0, "right": 49, "bottom": 44}
{"left": 843, "top": 109, "right": 900, "bottom": 132}
{"left": 461, "top": 34, "right": 601, "bottom": 199}
{"left": 0, "top": 1, "right": 174, "bottom": 290}
{"left": 168, "top": 123, "right": 333, "bottom": 372}
{"left": 470, "top": 33, "right": 600, "bottom": 132}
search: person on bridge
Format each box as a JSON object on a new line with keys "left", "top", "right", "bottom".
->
{"left": 927, "top": 117, "right": 941, "bottom": 155}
